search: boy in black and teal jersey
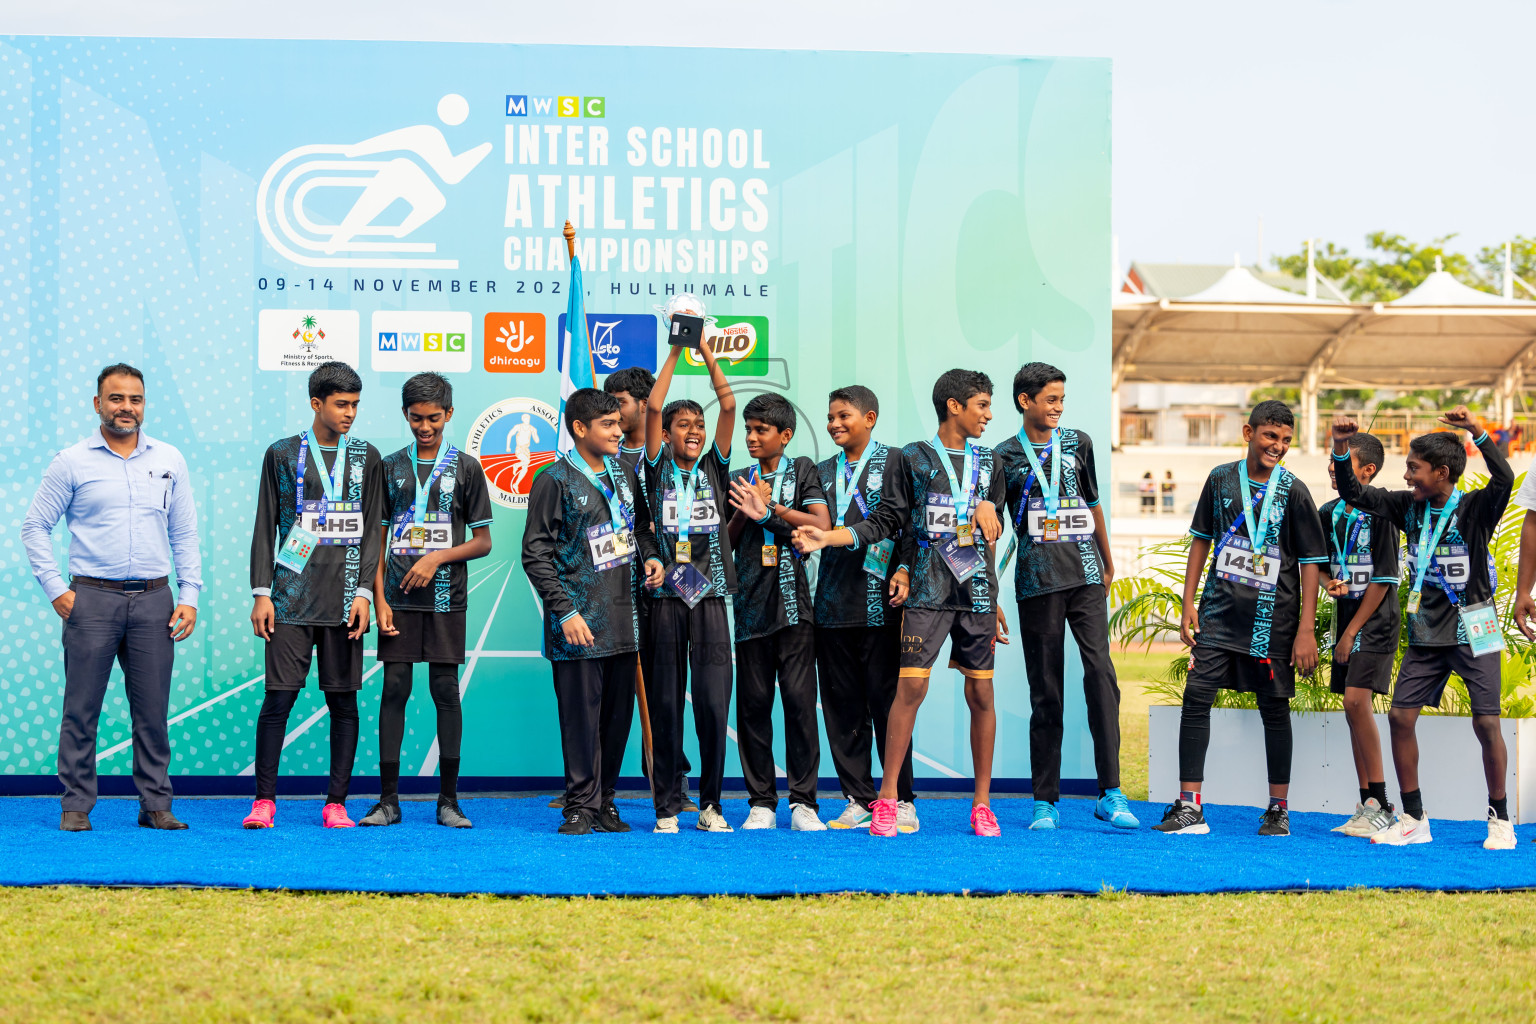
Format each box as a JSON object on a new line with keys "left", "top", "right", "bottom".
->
{"left": 522, "top": 388, "right": 664, "bottom": 835}
{"left": 797, "top": 386, "right": 916, "bottom": 832}
{"left": 245, "top": 361, "right": 384, "bottom": 830}
{"left": 994, "top": 362, "right": 1133, "bottom": 832}
{"left": 1156, "top": 400, "right": 1328, "bottom": 838}
{"left": 642, "top": 341, "right": 737, "bottom": 833}
{"left": 359, "top": 372, "right": 494, "bottom": 830}
{"left": 1332, "top": 408, "right": 1515, "bottom": 850}
{"left": 1317, "top": 431, "right": 1400, "bottom": 838}
{"left": 724, "top": 394, "right": 831, "bottom": 831}
{"left": 605, "top": 365, "right": 655, "bottom": 475}
{"left": 796, "top": 369, "right": 1008, "bottom": 838}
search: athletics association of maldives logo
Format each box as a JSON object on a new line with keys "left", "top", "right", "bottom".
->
{"left": 465, "top": 397, "right": 560, "bottom": 509}
{"left": 257, "top": 94, "right": 492, "bottom": 271}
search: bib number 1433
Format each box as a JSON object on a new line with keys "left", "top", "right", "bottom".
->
{"left": 1215, "top": 536, "right": 1281, "bottom": 591}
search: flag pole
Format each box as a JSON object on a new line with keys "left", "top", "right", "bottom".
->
{"left": 565, "top": 219, "right": 658, "bottom": 801}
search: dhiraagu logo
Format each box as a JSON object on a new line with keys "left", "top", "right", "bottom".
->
{"left": 680, "top": 315, "right": 769, "bottom": 376}
{"left": 370, "top": 310, "right": 472, "bottom": 373}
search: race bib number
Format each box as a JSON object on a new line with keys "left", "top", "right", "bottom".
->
{"left": 390, "top": 512, "right": 452, "bottom": 556}
{"left": 925, "top": 494, "right": 963, "bottom": 538}
{"left": 586, "top": 523, "right": 636, "bottom": 572}
{"left": 1025, "top": 497, "right": 1095, "bottom": 543}
{"left": 661, "top": 488, "right": 721, "bottom": 534}
{"left": 1329, "top": 553, "right": 1373, "bottom": 598}
{"left": 1214, "top": 535, "right": 1282, "bottom": 591}
{"left": 299, "top": 500, "right": 365, "bottom": 546}
{"left": 1406, "top": 543, "right": 1471, "bottom": 592}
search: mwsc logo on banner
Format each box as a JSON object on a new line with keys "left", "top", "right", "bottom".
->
{"left": 371, "top": 311, "right": 473, "bottom": 373}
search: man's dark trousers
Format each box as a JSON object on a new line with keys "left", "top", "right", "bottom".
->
{"left": 59, "top": 582, "right": 176, "bottom": 812}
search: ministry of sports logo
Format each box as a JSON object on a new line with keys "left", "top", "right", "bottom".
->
{"left": 256, "top": 309, "right": 360, "bottom": 372}
{"left": 466, "top": 397, "right": 560, "bottom": 509}
{"left": 256, "top": 93, "right": 492, "bottom": 271}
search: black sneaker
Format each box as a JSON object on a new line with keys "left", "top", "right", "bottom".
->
{"left": 1152, "top": 800, "right": 1209, "bottom": 835}
{"left": 681, "top": 794, "right": 700, "bottom": 814}
{"left": 594, "top": 801, "right": 631, "bottom": 833}
{"left": 436, "top": 797, "right": 473, "bottom": 829}
{"left": 557, "top": 808, "right": 595, "bottom": 835}
{"left": 1258, "top": 805, "right": 1290, "bottom": 836}
{"left": 358, "top": 800, "right": 401, "bottom": 827}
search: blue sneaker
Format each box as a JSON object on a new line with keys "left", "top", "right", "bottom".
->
{"left": 1029, "top": 801, "right": 1059, "bottom": 830}
{"left": 1095, "top": 788, "right": 1140, "bottom": 829}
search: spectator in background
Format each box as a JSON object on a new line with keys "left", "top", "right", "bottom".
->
{"left": 1140, "top": 472, "right": 1156, "bottom": 516}
{"left": 1161, "top": 471, "right": 1177, "bottom": 516}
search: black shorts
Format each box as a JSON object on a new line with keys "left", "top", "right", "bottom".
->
{"left": 266, "top": 622, "right": 364, "bottom": 692}
{"left": 377, "top": 609, "right": 467, "bottom": 664}
{"left": 1329, "top": 649, "right": 1394, "bottom": 695}
{"left": 1187, "top": 644, "right": 1295, "bottom": 698}
{"left": 898, "top": 608, "right": 996, "bottom": 677}
{"left": 1392, "top": 644, "right": 1501, "bottom": 716}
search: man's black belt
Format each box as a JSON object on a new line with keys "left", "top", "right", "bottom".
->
{"left": 72, "top": 576, "right": 169, "bottom": 593}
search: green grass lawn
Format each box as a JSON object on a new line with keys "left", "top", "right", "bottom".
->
{"left": 4, "top": 887, "right": 1535, "bottom": 1023}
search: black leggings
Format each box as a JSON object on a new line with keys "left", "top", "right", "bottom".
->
{"left": 1178, "top": 683, "right": 1292, "bottom": 785}
{"left": 379, "top": 663, "right": 462, "bottom": 762}
{"left": 254, "top": 689, "right": 359, "bottom": 803}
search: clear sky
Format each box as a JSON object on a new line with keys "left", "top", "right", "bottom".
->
{"left": 10, "top": 0, "right": 1531, "bottom": 273}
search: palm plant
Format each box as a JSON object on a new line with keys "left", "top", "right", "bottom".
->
{"left": 1111, "top": 472, "right": 1536, "bottom": 718}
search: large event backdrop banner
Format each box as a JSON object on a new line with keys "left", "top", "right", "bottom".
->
{"left": 0, "top": 37, "right": 1111, "bottom": 791}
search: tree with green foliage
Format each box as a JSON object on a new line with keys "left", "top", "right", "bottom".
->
{"left": 1272, "top": 232, "right": 1491, "bottom": 303}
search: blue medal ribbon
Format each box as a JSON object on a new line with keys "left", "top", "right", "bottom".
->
{"left": 1411, "top": 491, "right": 1461, "bottom": 603}
{"left": 1237, "top": 462, "right": 1279, "bottom": 554}
{"left": 668, "top": 458, "right": 702, "bottom": 537}
{"left": 1329, "top": 503, "right": 1366, "bottom": 575}
{"left": 393, "top": 444, "right": 459, "bottom": 540}
{"left": 928, "top": 435, "right": 978, "bottom": 535}
{"left": 565, "top": 452, "right": 634, "bottom": 535}
{"left": 1020, "top": 428, "right": 1061, "bottom": 520}
{"left": 297, "top": 431, "right": 350, "bottom": 527}
{"left": 835, "top": 443, "right": 882, "bottom": 526}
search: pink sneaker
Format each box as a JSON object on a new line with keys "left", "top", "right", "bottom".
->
{"left": 242, "top": 799, "right": 275, "bottom": 829}
{"left": 322, "top": 802, "right": 355, "bottom": 829}
{"left": 869, "top": 798, "right": 899, "bottom": 837}
{"left": 971, "top": 804, "right": 1001, "bottom": 837}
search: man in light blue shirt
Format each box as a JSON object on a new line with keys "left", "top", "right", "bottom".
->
{"left": 21, "top": 363, "right": 202, "bottom": 832}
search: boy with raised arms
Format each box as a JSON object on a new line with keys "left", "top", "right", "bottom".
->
{"left": 1332, "top": 409, "right": 1515, "bottom": 850}
{"left": 643, "top": 342, "right": 737, "bottom": 833}
{"left": 245, "top": 361, "right": 383, "bottom": 829}
{"left": 359, "top": 372, "right": 493, "bottom": 830}
{"left": 796, "top": 369, "right": 1008, "bottom": 838}
{"left": 523, "top": 388, "right": 664, "bottom": 834}
{"left": 724, "top": 393, "right": 831, "bottom": 831}
{"left": 1157, "top": 400, "right": 1328, "bottom": 838}
{"left": 994, "top": 362, "right": 1135, "bottom": 832}
{"left": 794, "top": 386, "right": 916, "bottom": 832}
{"left": 1317, "top": 431, "right": 1400, "bottom": 838}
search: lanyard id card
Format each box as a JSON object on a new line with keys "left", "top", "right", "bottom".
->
{"left": 390, "top": 511, "right": 452, "bottom": 556}
{"left": 666, "top": 561, "right": 710, "bottom": 608}
{"left": 937, "top": 536, "right": 985, "bottom": 584}
{"left": 275, "top": 523, "right": 319, "bottom": 573}
{"left": 863, "top": 537, "right": 895, "bottom": 577}
{"left": 587, "top": 522, "right": 636, "bottom": 572}
{"left": 1461, "top": 600, "right": 1504, "bottom": 658}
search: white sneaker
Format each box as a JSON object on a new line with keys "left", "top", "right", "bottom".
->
{"left": 653, "top": 815, "right": 679, "bottom": 834}
{"left": 790, "top": 803, "right": 827, "bottom": 831}
{"left": 1485, "top": 807, "right": 1517, "bottom": 850}
{"left": 1371, "top": 811, "right": 1432, "bottom": 845}
{"left": 896, "top": 800, "right": 920, "bottom": 833}
{"left": 827, "top": 800, "right": 871, "bottom": 830}
{"left": 1331, "top": 802, "right": 1366, "bottom": 834}
{"left": 741, "top": 806, "right": 777, "bottom": 830}
{"left": 696, "top": 806, "right": 734, "bottom": 832}
{"left": 1340, "top": 798, "right": 1394, "bottom": 838}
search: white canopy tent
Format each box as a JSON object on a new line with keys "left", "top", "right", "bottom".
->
{"left": 1111, "top": 257, "right": 1536, "bottom": 451}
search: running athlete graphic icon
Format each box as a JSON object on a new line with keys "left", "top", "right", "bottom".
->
{"left": 257, "top": 94, "right": 492, "bottom": 270}
{"left": 506, "top": 414, "right": 542, "bottom": 489}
